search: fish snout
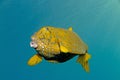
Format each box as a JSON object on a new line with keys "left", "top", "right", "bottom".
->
{"left": 30, "top": 41, "right": 38, "bottom": 48}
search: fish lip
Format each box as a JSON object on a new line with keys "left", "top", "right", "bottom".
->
{"left": 30, "top": 41, "right": 38, "bottom": 48}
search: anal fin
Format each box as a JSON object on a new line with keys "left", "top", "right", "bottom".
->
{"left": 27, "top": 54, "right": 42, "bottom": 66}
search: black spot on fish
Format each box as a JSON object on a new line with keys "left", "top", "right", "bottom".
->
{"left": 43, "top": 52, "right": 77, "bottom": 62}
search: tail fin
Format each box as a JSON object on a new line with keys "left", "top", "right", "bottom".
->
{"left": 77, "top": 53, "right": 91, "bottom": 72}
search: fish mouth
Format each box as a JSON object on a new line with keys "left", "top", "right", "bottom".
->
{"left": 30, "top": 41, "right": 38, "bottom": 48}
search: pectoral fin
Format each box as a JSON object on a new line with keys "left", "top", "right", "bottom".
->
{"left": 77, "top": 53, "right": 91, "bottom": 72}
{"left": 60, "top": 46, "right": 68, "bottom": 53}
{"left": 27, "top": 54, "right": 42, "bottom": 66}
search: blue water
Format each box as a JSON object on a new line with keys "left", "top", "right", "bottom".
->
{"left": 0, "top": 0, "right": 120, "bottom": 80}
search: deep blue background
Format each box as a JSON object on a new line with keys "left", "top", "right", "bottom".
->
{"left": 0, "top": 0, "right": 120, "bottom": 80}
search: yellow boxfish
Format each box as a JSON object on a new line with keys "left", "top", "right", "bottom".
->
{"left": 28, "top": 26, "right": 91, "bottom": 72}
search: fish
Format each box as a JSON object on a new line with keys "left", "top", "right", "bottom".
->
{"left": 28, "top": 26, "right": 91, "bottom": 72}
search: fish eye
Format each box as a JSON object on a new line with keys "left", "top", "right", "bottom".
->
{"left": 30, "top": 41, "right": 38, "bottom": 48}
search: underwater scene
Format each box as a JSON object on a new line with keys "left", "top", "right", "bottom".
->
{"left": 0, "top": 0, "right": 120, "bottom": 80}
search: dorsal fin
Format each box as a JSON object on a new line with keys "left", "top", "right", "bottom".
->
{"left": 68, "top": 27, "right": 73, "bottom": 31}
